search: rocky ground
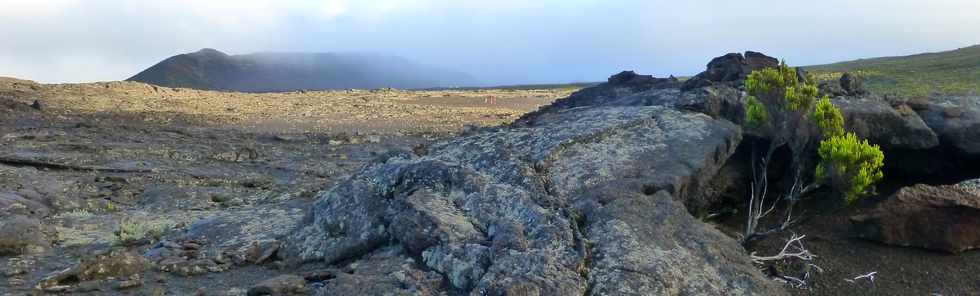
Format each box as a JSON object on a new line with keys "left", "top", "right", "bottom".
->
{"left": 4, "top": 52, "right": 980, "bottom": 296}
{"left": 0, "top": 77, "right": 573, "bottom": 134}
{"left": 0, "top": 80, "right": 568, "bottom": 295}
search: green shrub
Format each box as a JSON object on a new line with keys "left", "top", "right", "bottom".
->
{"left": 741, "top": 61, "right": 824, "bottom": 241}
{"left": 745, "top": 96, "right": 768, "bottom": 128}
{"left": 812, "top": 96, "right": 845, "bottom": 138}
{"left": 113, "top": 220, "right": 173, "bottom": 246}
{"left": 743, "top": 61, "right": 819, "bottom": 150}
{"left": 816, "top": 132, "right": 885, "bottom": 204}
{"left": 740, "top": 60, "right": 885, "bottom": 243}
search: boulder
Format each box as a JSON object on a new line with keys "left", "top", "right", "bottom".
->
{"left": 681, "top": 51, "right": 779, "bottom": 91}
{"left": 818, "top": 72, "right": 868, "bottom": 98}
{"left": 840, "top": 72, "right": 867, "bottom": 95}
{"left": 833, "top": 98, "right": 939, "bottom": 150}
{"left": 916, "top": 96, "right": 980, "bottom": 156}
{"left": 744, "top": 51, "right": 780, "bottom": 71}
{"left": 284, "top": 98, "right": 783, "bottom": 294}
{"left": 817, "top": 80, "right": 845, "bottom": 98}
{"left": 851, "top": 182, "right": 980, "bottom": 253}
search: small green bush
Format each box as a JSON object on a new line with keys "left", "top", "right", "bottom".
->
{"left": 745, "top": 63, "right": 799, "bottom": 102}
{"left": 740, "top": 60, "right": 886, "bottom": 243}
{"left": 812, "top": 96, "right": 845, "bottom": 139}
{"left": 816, "top": 132, "right": 885, "bottom": 204}
{"left": 114, "top": 220, "right": 172, "bottom": 246}
{"left": 745, "top": 96, "right": 768, "bottom": 128}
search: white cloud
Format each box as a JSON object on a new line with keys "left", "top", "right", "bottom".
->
{"left": 0, "top": 0, "right": 978, "bottom": 84}
{"left": 0, "top": 0, "right": 79, "bottom": 20}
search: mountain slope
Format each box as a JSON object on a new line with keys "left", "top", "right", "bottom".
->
{"left": 128, "top": 49, "right": 478, "bottom": 92}
{"left": 805, "top": 45, "right": 980, "bottom": 96}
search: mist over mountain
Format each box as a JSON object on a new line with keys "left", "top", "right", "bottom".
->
{"left": 127, "top": 49, "right": 479, "bottom": 92}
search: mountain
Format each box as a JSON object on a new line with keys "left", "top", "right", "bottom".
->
{"left": 127, "top": 49, "right": 479, "bottom": 92}
{"left": 805, "top": 45, "right": 980, "bottom": 96}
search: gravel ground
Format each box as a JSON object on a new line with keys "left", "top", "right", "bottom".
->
{"left": 0, "top": 79, "right": 573, "bottom": 295}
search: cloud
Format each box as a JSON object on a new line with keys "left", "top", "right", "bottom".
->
{"left": 0, "top": 0, "right": 79, "bottom": 20}
{"left": 0, "top": 0, "right": 978, "bottom": 84}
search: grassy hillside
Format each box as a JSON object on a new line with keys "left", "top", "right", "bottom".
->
{"left": 805, "top": 45, "right": 980, "bottom": 97}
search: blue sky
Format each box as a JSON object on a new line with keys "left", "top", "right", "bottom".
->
{"left": 1, "top": 0, "right": 978, "bottom": 85}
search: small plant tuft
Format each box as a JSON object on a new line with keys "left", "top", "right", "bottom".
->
{"left": 812, "top": 96, "right": 845, "bottom": 139}
{"left": 113, "top": 220, "right": 173, "bottom": 246}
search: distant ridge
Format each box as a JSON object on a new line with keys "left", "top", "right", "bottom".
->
{"left": 128, "top": 49, "right": 479, "bottom": 92}
{"left": 805, "top": 44, "right": 980, "bottom": 96}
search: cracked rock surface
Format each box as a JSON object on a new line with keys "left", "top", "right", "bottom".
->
{"left": 285, "top": 82, "right": 783, "bottom": 295}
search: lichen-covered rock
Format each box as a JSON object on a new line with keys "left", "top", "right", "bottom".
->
{"left": 833, "top": 97, "right": 939, "bottom": 150}
{"left": 284, "top": 99, "right": 783, "bottom": 294}
{"left": 582, "top": 190, "right": 777, "bottom": 295}
{"left": 851, "top": 182, "right": 980, "bottom": 253}
{"left": 0, "top": 214, "right": 48, "bottom": 255}
{"left": 312, "top": 246, "right": 447, "bottom": 296}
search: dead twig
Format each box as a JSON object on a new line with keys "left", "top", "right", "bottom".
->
{"left": 844, "top": 271, "right": 877, "bottom": 284}
{"left": 750, "top": 234, "right": 815, "bottom": 264}
{"left": 751, "top": 234, "right": 822, "bottom": 289}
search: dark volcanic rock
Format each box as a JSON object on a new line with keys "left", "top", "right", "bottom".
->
{"left": 833, "top": 98, "right": 939, "bottom": 150}
{"left": 681, "top": 51, "right": 779, "bottom": 91}
{"left": 818, "top": 72, "right": 868, "bottom": 97}
{"left": 607, "top": 70, "right": 677, "bottom": 86}
{"left": 527, "top": 71, "right": 679, "bottom": 115}
{"left": 916, "top": 96, "right": 980, "bottom": 156}
{"left": 840, "top": 72, "right": 866, "bottom": 95}
{"left": 522, "top": 79, "right": 743, "bottom": 126}
{"left": 852, "top": 182, "right": 980, "bottom": 253}
{"left": 818, "top": 80, "right": 845, "bottom": 98}
{"left": 284, "top": 92, "right": 782, "bottom": 294}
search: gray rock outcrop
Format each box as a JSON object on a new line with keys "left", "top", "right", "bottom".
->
{"left": 819, "top": 72, "right": 868, "bottom": 97}
{"left": 916, "top": 96, "right": 980, "bottom": 156}
{"left": 283, "top": 78, "right": 783, "bottom": 294}
{"left": 833, "top": 98, "right": 939, "bottom": 150}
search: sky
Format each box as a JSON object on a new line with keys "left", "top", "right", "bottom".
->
{"left": 1, "top": 0, "right": 978, "bottom": 85}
